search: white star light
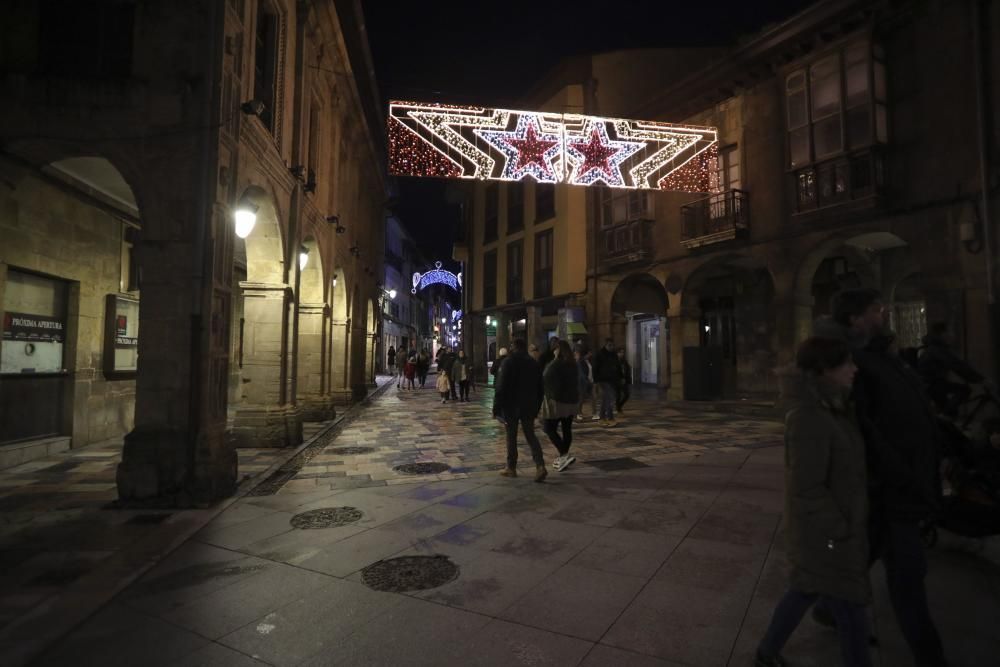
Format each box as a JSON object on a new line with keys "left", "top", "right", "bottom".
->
{"left": 564, "top": 118, "right": 646, "bottom": 188}
{"left": 474, "top": 113, "right": 564, "bottom": 183}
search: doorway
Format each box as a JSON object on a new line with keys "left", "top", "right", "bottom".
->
{"left": 638, "top": 318, "right": 660, "bottom": 384}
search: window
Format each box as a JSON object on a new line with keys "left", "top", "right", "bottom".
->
{"left": 717, "top": 145, "right": 741, "bottom": 192}
{"left": 506, "top": 241, "right": 523, "bottom": 303}
{"left": 254, "top": 1, "right": 279, "bottom": 133}
{"left": 601, "top": 188, "right": 650, "bottom": 227}
{"left": 507, "top": 184, "right": 524, "bottom": 233}
{"left": 785, "top": 41, "right": 886, "bottom": 169}
{"left": 484, "top": 184, "right": 498, "bottom": 243}
{"left": 535, "top": 183, "right": 555, "bottom": 222}
{"left": 534, "top": 230, "right": 553, "bottom": 298}
{"left": 483, "top": 250, "right": 497, "bottom": 308}
{"left": 39, "top": 1, "right": 135, "bottom": 78}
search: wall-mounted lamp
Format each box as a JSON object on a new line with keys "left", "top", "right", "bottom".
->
{"left": 332, "top": 273, "right": 338, "bottom": 287}
{"left": 240, "top": 99, "right": 265, "bottom": 116}
{"left": 299, "top": 245, "right": 309, "bottom": 271}
{"left": 289, "top": 165, "right": 306, "bottom": 181}
{"left": 388, "top": 289, "right": 397, "bottom": 299}
{"left": 234, "top": 198, "right": 259, "bottom": 239}
{"left": 326, "top": 215, "right": 346, "bottom": 234}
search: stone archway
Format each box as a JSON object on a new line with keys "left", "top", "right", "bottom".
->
{"left": 328, "top": 266, "right": 351, "bottom": 406}
{"left": 366, "top": 296, "right": 378, "bottom": 385}
{"left": 229, "top": 184, "right": 301, "bottom": 448}
{"left": 296, "top": 236, "right": 330, "bottom": 420}
{"left": 680, "top": 254, "right": 777, "bottom": 398}
{"left": 610, "top": 274, "right": 670, "bottom": 387}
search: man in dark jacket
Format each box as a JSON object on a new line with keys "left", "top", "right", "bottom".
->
{"left": 494, "top": 338, "right": 547, "bottom": 482}
{"left": 592, "top": 338, "right": 621, "bottom": 425}
{"left": 440, "top": 347, "right": 459, "bottom": 401}
{"left": 820, "top": 288, "right": 947, "bottom": 666}
{"left": 539, "top": 336, "right": 559, "bottom": 370}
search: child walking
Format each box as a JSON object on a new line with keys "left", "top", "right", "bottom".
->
{"left": 436, "top": 369, "right": 451, "bottom": 403}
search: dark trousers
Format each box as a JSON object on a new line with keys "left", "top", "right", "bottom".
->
{"left": 459, "top": 380, "right": 470, "bottom": 400}
{"left": 878, "top": 520, "right": 947, "bottom": 666}
{"left": 449, "top": 376, "right": 458, "bottom": 400}
{"left": 504, "top": 412, "right": 545, "bottom": 468}
{"left": 419, "top": 370, "right": 428, "bottom": 387}
{"left": 598, "top": 382, "right": 616, "bottom": 420}
{"left": 616, "top": 384, "right": 630, "bottom": 411}
{"left": 759, "top": 590, "right": 871, "bottom": 667}
{"left": 543, "top": 417, "right": 574, "bottom": 456}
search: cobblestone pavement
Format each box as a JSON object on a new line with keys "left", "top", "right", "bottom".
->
{"left": 275, "top": 376, "right": 786, "bottom": 494}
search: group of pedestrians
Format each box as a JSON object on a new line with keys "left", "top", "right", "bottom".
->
{"left": 434, "top": 346, "right": 475, "bottom": 403}
{"left": 387, "top": 345, "right": 430, "bottom": 391}
{"left": 757, "top": 287, "right": 948, "bottom": 667}
{"left": 567, "top": 340, "right": 631, "bottom": 425}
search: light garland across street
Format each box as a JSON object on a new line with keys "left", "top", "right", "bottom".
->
{"left": 388, "top": 100, "right": 718, "bottom": 192}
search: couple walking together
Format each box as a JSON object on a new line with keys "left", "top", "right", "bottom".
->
{"left": 758, "top": 288, "right": 947, "bottom": 667}
{"left": 493, "top": 338, "right": 579, "bottom": 482}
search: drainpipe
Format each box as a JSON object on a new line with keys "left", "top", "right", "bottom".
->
{"left": 973, "top": 0, "right": 999, "bottom": 381}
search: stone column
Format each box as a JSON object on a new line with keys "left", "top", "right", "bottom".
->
{"left": 297, "top": 302, "right": 333, "bottom": 420}
{"left": 527, "top": 305, "right": 543, "bottom": 349}
{"left": 495, "top": 312, "right": 511, "bottom": 353}
{"left": 666, "top": 300, "right": 700, "bottom": 400}
{"left": 229, "top": 282, "right": 302, "bottom": 448}
{"left": 330, "top": 317, "right": 352, "bottom": 405}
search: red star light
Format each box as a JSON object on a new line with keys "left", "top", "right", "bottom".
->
{"left": 505, "top": 124, "right": 560, "bottom": 179}
{"left": 570, "top": 129, "right": 621, "bottom": 179}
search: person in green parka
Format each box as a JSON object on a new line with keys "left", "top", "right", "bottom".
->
{"left": 755, "top": 336, "right": 872, "bottom": 667}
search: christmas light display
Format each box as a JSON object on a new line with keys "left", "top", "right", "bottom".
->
{"left": 411, "top": 261, "right": 462, "bottom": 294}
{"left": 388, "top": 101, "right": 717, "bottom": 192}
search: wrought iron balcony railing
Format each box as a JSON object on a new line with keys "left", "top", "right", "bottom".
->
{"left": 680, "top": 189, "right": 749, "bottom": 249}
{"left": 790, "top": 147, "right": 886, "bottom": 214}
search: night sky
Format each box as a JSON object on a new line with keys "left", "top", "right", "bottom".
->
{"left": 362, "top": 0, "right": 817, "bottom": 260}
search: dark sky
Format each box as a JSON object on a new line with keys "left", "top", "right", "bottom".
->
{"left": 362, "top": 0, "right": 817, "bottom": 259}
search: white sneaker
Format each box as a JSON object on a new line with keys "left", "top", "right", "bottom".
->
{"left": 555, "top": 455, "right": 576, "bottom": 472}
{"left": 551, "top": 455, "right": 564, "bottom": 469}
{"left": 591, "top": 415, "right": 600, "bottom": 421}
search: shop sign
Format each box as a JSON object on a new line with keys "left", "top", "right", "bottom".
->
{"left": 2, "top": 311, "right": 65, "bottom": 342}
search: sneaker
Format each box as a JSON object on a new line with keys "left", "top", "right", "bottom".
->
{"left": 555, "top": 455, "right": 576, "bottom": 472}
{"left": 576, "top": 415, "right": 584, "bottom": 422}
{"left": 605, "top": 420, "right": 618, "bottom": 428}
{"left": 591, "top": 415, "right": 600, "bottom": 421}
{"left": 753, "top": 650, "right": 788, "bottom": 667}
{"left": 441, "top": 398, "right": 447, "bottom": 404}
{"left": 499, "top": 467, "right": 517, "bottom": 478}
{"left": 551, "top": 455, "right": 565, "bottom": 469}
{"left": 534, "top": 465, "right": 548, "bottom": 483}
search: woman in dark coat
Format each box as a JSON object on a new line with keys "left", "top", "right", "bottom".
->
{"left": 756, "top": 336, "right": 872, "bottom": 667}
{"left": 541, "top": 340, "right": 579, "bottom": 472}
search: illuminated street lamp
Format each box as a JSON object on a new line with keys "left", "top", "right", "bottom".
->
{"left": 234, "top": 199, "right": 259, "bottom": 239}
{"left": 388, "top": 289, "right": 397, "bottom": 299}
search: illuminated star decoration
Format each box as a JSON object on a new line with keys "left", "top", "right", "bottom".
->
{"left": 565, "top": 120, "right": 645, "bottom": 187}
{"left": 474, "top": 114, "right": 563, "bottom": 182}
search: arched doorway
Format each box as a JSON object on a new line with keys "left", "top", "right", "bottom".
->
{"left": 1, "top": 155, "right": 144, "bottom": 458}
{"left": 229, "top": 184, "right": 298, "bottom": 447}
{"left": 610, "top": 274, "right": 669, "bottom": 386}
{"left": 681, "top": 255, "right": 776, "bottom": 398}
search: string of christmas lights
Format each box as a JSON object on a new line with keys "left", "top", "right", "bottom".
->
{"left": 388, "top": 101, "right": 718, "bottom": 193}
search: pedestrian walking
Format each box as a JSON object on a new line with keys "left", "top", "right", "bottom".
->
{"left": 403, "top": 355, "right": 417, "bottom": 390}
{"left": 755, "top": 336, "right": 872, "bottom": 667}
{"left": 575, "top": 348, "right": 594, "bottom": 421}
{"left": 441, "top": 347, "right": 459, "bottom": 401}
{"left": 417, "top": 349, "right": 430, "bottom": 388}
{"left": 616, "top": 347, "right": 632, "bottom": 413}
{"left": 436, "top": 366, "right": 451, "bottom": 403}
{"left": 813, "top": 288, "right": 948, "bottom": 667}
{"left": 491, "top": 347, "right": 507, "bottom": 383}
{"left": 494, "top": 338, "right": 547, "bottom": 482}
{"left": 593, "top": 338, "right": 621, "bottom": 426}
{"left": 388, "top": 345, "right": 398, "bottom": 387}
{"left": 453, "top": 350, "right": 471, "bottom": 402}
{"left": 541, "top": 339, "right": 579, "bottom": 472}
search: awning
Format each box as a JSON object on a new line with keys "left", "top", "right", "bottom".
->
{"left": 565, "top": 322, "right": 588, "bottom": 335}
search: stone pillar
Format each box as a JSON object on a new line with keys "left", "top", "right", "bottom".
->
{"left": 527, "top": 305, "right": 543, "bottom": 349}
{"left": 666, "top": 300, "right": 700, "bottom": 400}
{"left": 297, "top": 302, "right": 333, "bottom": 420}
{"left": 330, "top": 317, "right": 352, "bottom": 405}
{"left": 229, "top": 282, "right": 302, "bottom": 448}
{"left": 495, "top": 312, "right": 511, "bottom": 353}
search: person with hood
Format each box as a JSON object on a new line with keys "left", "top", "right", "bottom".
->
{"left": 755, "top": 336, "right": 871, "bottom": 667}
{"left": 451, "top": 350, "right": 471, "bottom": 402}
{"left": 541, "top": 339, "right": 579, "bottom": 472}
{"left": 814, "top": 288, "right": 947, "bottom": 667}
{"left": 494, "top": 338, "right": 547, "bottom": 482}
{"left": 592, "top": 338, "right": 622, "bottom": 426}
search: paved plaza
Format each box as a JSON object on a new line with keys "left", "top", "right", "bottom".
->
{"left": 3, "top": 377, "right": 1000, "bottom": 666}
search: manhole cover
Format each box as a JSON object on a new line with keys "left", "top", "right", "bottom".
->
{"left": 328, "top": 446, "right": 375, "bottom": 455}
{"left": 393, "top": 462, "right": 451, "bottom": 475}
{"left": 290, "top": 506, "right": 364, "bottom": 529}
{"left": 361, "top": 555, "right": 459, "bottom": 592}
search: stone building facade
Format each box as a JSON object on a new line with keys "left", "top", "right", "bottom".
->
{"left": 0, "top": 0, "right": 387, "bottom": 503}
{"left": 464, "top": 0, "right": 1000, "bottom": 399}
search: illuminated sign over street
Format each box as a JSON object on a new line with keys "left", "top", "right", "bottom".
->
{"left": 389, "top": 101, "right": 718, "bottom": 192}
{"left": 412, "top": 262, "right": 462, "bottom": 294}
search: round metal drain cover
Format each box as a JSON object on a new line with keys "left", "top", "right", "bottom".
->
{"left": 328, "top": 446, "right": 375, "bottom": 455}
{"left": 361, "top": 555, "right": 459, "bottom": 592}
{"left": 393, "top": 462, "right": 451, "bottom": 475}
{"left": 290, "top": 506, "right": 364, "bottom": 529}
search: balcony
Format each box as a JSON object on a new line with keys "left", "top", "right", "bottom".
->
{"left": 681, "top": 189, "right": 749, "bottom": 249}
{"left": 790, "top": 147, "right": 886, "bottom": 216}
{"left": 599, "top": 218, "right": 653, "bottom": 268}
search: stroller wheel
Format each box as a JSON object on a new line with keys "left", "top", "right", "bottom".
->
{"left": 920, "top": 523, "right": 938, "bottom": 549}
